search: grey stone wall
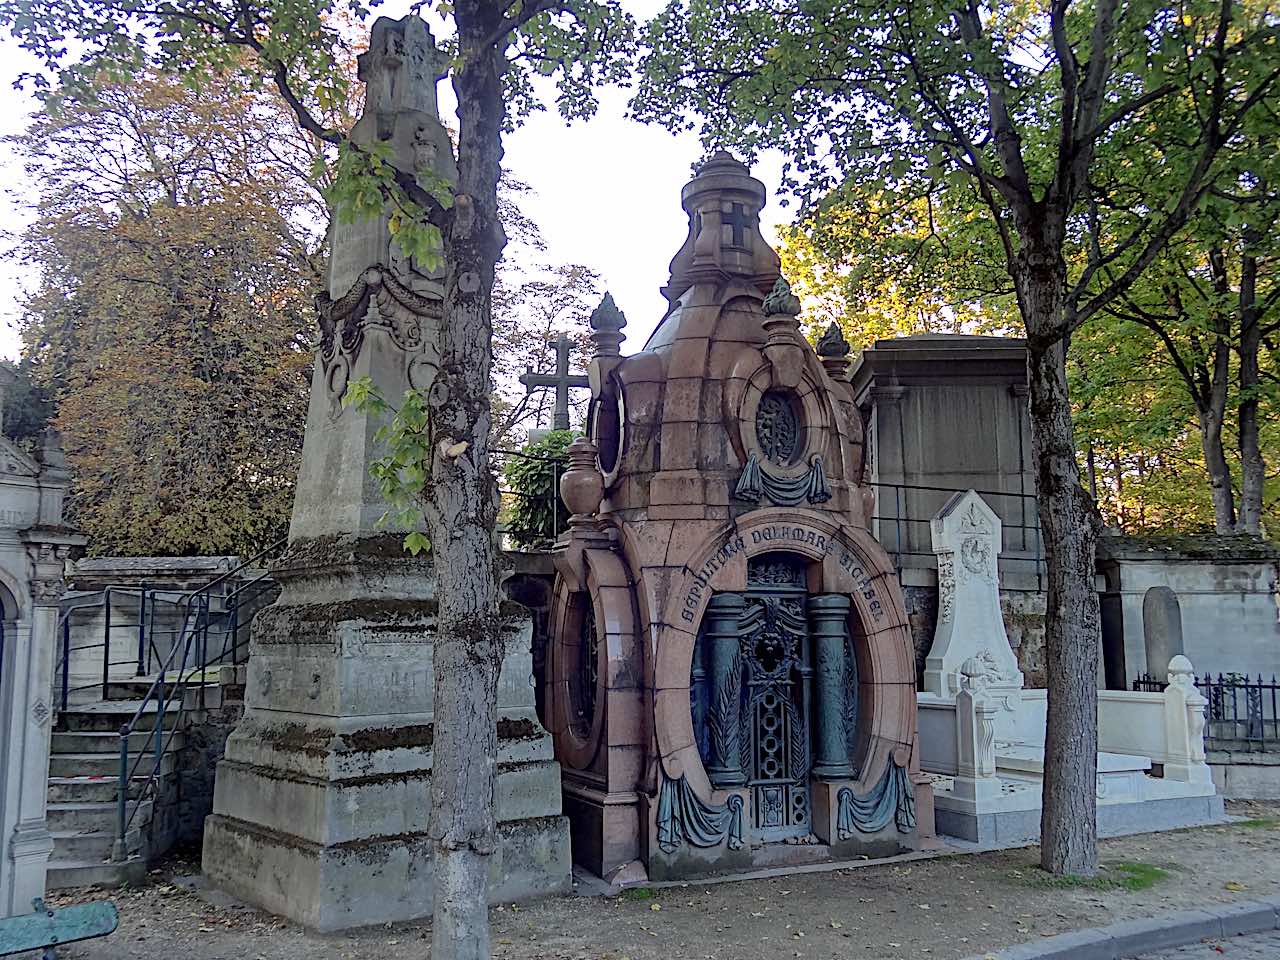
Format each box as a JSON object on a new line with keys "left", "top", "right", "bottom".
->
{"left": 1206, "top": 750, "right": 1280, "bottom": 800}
{"left": 174, "top": 703, "right": 243, "bottom": 848}
{"left": 1002, "top": 589, "right": 1048, "bottom": 688}
{"left": 1098, "top": 534, "right": 1280, "bottom": 684}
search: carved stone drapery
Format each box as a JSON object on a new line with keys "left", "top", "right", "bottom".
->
{"left": 734, "top": 453, "right": 832, "bottom": 506}
{"left": 835, "top": 760, "right": 916, "bottom": 839}
{"left": 655, "top": 773, "right": 745, "bottom": 854}
{"left": 316, "top": 265, "right": 442, "bottom": 411}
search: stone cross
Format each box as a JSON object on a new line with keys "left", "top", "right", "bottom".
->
{"left": 721, "top": 202, "right": 755, "bottom": 247}
{"left": 520, "top": 334, "right": 589, "bottom": 431}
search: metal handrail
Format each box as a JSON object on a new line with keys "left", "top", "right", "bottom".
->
{"left": 111, "top": 542, "right": 284, "bottom": 855}
{"left": 42, "top": 537, "right": 285, "bottom": 864}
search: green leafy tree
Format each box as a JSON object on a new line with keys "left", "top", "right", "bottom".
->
{"left": 781, "top": 157, "right": 1280, "bottom": 535}
{"left": 1096, "top": 127, "right": 1280, "bottom": 535}
{"left": 1, "top": 3, "right": 634, "bottom": 955}
{"left": 779, "top": 178, "right": 1018, "bottom": 346}
{"left": 0, "top": 361, "right": 54, "bottom": 447}
{"left": 634, "top": 0, "right": 1280, "bottom": 875}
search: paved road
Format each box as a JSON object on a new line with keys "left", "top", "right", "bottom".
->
{"left": 1129, "top": 930, "right": 1280, "bottom": 958}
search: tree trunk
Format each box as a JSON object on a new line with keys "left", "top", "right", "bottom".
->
{"left": 1236, "top": 254, "right": 1264, "bottom": 535}
{"left": 1198, "top": 404, "right": 1237, "bottom": 533}
{"left": 1085, "top": 443, "right": 1098, "bottom": 502}
{"left": 1022, "top": 266, "right": 1101, "bottom": 878}
{"left": 426, "top": 8, "right": 508, "bottom": 959}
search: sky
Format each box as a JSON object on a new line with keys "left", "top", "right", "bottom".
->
{"left": 0, "top": 0, "right": 790, "bottom": 361}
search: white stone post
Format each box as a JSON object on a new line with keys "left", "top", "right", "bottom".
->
{"left": 1162, "top": 655, "right": 1213, "bottom": 785}
{"left": 952, "top": 658, "right": 1002, "bottom": 805}
{"left": 0, "top": 615, "right": 46, "bottom": 920}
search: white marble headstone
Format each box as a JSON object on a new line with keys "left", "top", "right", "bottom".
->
{"left": 922, "top": 490, "right": 1024, "bottom": 699}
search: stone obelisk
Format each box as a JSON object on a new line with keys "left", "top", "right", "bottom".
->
{"left": 202, "top": 15, "right": 570, "bottom": 931}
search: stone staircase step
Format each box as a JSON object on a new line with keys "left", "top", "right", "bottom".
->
{"left": 48, "top": 775, "right": 165, "bottom": 803}
{"left": 46, "top": 856, "right": 147, "bottom": 890}
{"left": 58, "top": 701, "right": 183, "bottom": 733}
{"left": 49, "top": 751, "right": 177, "bottom": 780}
{"left": 47, "top": 800, "right": 153, "bottom": 834}
{"left": 182, "top": 685, "right": 225, "bottom": 710}
{"left": 102, "top": 679, "right": 183, "bottom": 701}
{"left": 50, "top": 827, "right": 144, "bottom": 862}
{"left": 51, "top": 730, "right": 182, "bottom": 755}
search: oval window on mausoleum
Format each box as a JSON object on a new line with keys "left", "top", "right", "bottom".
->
{"left": 593, "top": 384, "right": 623, "bottom": 478}
{"left": 756, "top": 389, "right": 803, "bottom": 465}
{"left": 568, "top": 596, "right": 599, "bottom": 740}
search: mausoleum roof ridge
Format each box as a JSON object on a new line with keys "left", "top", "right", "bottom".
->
{"left": 871, "top": 333, "right": 1027, "bottom": 347}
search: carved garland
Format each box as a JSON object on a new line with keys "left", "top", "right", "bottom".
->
{"left": 316, "top": 265, "right": 443, "bottom": 406}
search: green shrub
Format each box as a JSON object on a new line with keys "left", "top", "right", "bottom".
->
{"left": 502, "top": 429, "right": 576, "bottom": 549}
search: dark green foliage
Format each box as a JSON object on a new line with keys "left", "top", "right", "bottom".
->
{"left": 502, "top": 429, "right": 575, "bottom": 549}
{"left": 1, "top": 361, "right": 53, "bottom": 446}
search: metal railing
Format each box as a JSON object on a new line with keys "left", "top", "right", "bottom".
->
{"left": 43, "top": 539, "right": 286, "bottom": 864}
{"left": 867, "top": 479, "right": 1044, "bottom": 587}
{"left": 1133, "top": 672, "right": 1280, "bottom": 750}
{"left": 54, "top": 556, "right": 280, "bottom": 715}
{"left": 493, "top": 445, "right": 568, "bottom": 551}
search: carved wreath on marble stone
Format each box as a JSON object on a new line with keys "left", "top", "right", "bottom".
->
{"left": 960, "top": 536, "right": 991, "bottom": 576}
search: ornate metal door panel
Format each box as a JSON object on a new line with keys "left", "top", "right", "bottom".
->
{"left": 692, "top": 554, "right": 867, "bottom": 844}
{"left": 740, "top": 557, "right": 812, "bottom": 841}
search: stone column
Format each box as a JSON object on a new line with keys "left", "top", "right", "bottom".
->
{"left": 808, "top": 594, "right": 854, "bottom": 781}
{"left": 0, "top": 614, "right": 43, "bottom": 920}
{"left": 1162, "top": 655, "right": 1213, "bottom": 785}
{"left": 704, "top": 593, "right": 747, "bottom": 789}
{"left": 2, "top": 533, "right": 79, "bottom": 919}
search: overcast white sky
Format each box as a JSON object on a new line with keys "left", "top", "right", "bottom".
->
{"left": 0, "top": 0, "right": 790, "bottom": 361}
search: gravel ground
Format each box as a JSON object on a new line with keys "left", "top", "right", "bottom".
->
{"left": 47, "top": 801, "right": 1280, "bottom": 960}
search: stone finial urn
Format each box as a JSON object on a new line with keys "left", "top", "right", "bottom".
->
{"left": 560, "top": 436, "right": 604, "bottom": 518}
{"left": 816, "top": 322, "right": 852, "bottom": 381}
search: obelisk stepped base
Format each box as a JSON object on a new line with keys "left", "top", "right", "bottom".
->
{"left": 203, "top": 720, "right": 568, "bottom": 931}
{"left": 201, "top": 540, "right": 570, "bottom": 930}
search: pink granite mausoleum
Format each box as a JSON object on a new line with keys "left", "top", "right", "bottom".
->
{"left": 544, "top": 153, "right": 935, "bottom": 881}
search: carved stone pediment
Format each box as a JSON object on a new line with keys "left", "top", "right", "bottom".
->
{"left": 0, "top": 436, "right": 39, "bottom": 478}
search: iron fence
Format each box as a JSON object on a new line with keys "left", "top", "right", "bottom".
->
{"left": 1132, "top": 671, "right": 1280, "bottom": 750}
{"left": 493, "top": 444, "right": 568, "bottom": 551}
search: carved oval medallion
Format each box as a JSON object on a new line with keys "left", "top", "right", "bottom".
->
{"left": 755, "top": 390, "right": 802, "bottom": 465}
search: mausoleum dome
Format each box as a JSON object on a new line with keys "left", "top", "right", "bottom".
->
{"left": 586, "top": 152, "right": 870, "bottom": 528}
